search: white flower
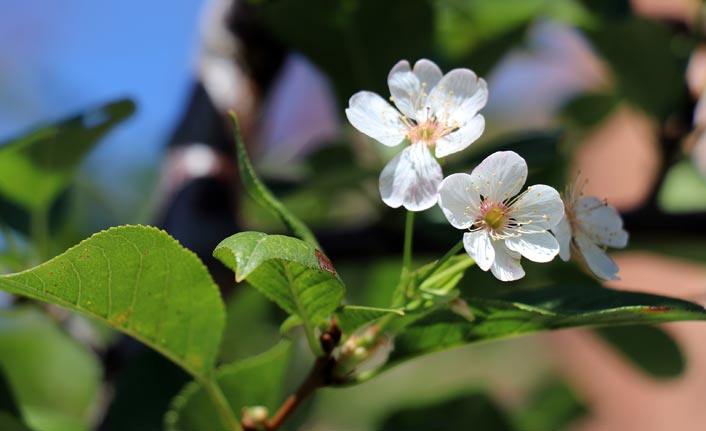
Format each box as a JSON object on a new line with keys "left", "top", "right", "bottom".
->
{"left": 552, "top": 185, "right": 628, "bottom": 281}
{"left": 345, "top": 59, "right": 488, "bottom": 211}
{"left": 437, "top": 151, "right": 564, "bottom": 281}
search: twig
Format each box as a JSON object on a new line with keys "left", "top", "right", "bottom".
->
{"left": 243, "top": 324, "right": 341, "bottom": 431}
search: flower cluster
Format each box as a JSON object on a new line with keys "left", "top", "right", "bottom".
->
{"left": 346, "top": 59, "right": 628, "bottom": 282}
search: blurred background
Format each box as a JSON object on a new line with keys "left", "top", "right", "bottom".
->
{"left": 2, "top": 0, "right": 706, "bottom": 430}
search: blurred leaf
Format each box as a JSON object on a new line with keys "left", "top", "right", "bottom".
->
{"left": 561, "top": 93, "right": 620, "bottom": 129}
{"left": 214, "top": 231, "right": 344, "bottom": 354}
{"left": 0, "top": 412, "right": 34, "bottom": 431}
{"left": 165, "top": 342, "right": 291, "bottom": 431}
{"left": 0, "top": 226, "right": 225, "bottom": 379}
{"left": 596, "top": 325, "right": 684, "bottom": 378}
{"left": 378, "top": 391, "right": 513, "bottom": 431}
{"left": 585, "top": 18, "right": 690, "bottom": 119}
{"left": 628, "top": 237, "right": 706, "bottom": 264}
{"left": 220, "top": 287, "right": 282, "bottom": 363}
{"left": 515, "top": 379, "right": 585, "bottom": 431}
{"left": 577, "top": 0, "right": 630, "bottom": 19}
{"left": 657, "top": 159, "right": 706, "bottom": 213}
{"left": 336, "top": 305, "right": 404, "bottom": 335}
{"left": 102, "top": 348, "right": 190, "bottom": 431}
{"left": 0, "top": 352, "right": 34, "bottom": 431}
{"left": 386, "top": 285, "right": 706, "bottom": 368}
{"left": 257, "top": 0, "right": 434, "bottom": 106}
{"left": 0, "top": 307, "right": 101, "bottom": 431}
{"left": 0, "top": 192, "right": 69, "bottom": 240}
{"left": 231, "top": 114, "right": 321, "bottom": 249}
{"left": 0, "top": 366, "right": 22, "bottom": 420}
{"left": 0, "top": 99, "right": 135, "bottom": 212}
{"left": 449, "top": 129, "right": 564, "bottom": 174}
{"left": 435, "top": 0, "right": 589, "bottom": 63}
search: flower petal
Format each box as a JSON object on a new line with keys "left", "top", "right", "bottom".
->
{"left": 552, "top": 214, "right": 572, "bottom": 262}
{"left": 427, "top": 69, "right": 488, "bottom": 126}
{"left": 379, "top": 142, "right": 443, "bottom": 211}
{"left": 387, "top": 59, "right": 443, "bottom": 121}
{"left": 387, "top": 60, "right": 418, "bottom": 119}
{"left": 435, "top": 115, "right": 485, "bottom": 158}
{"left": 575, "top": 197, "right": 628, "bottom": 248}
{"left": 505, "top": 231, "right": 559, "bottom": 263}
{"left": 438, "top": 173, "right": 481, "bottom": 229}
{"left": 470, "top": 151, "right": 528, "bottom": 202}
{"left": 463, "top": 230, "right": 494, "bottom": 271}
{"left": 346, "top": 91, "right": 406, "bottom": 147}
{"left": 510, "top": 184, "right": 564, "bottom": 231}
{"left": 414, "top": 59, "right": 443, "bottom": 89}
{"left": 575, "top": 234, "right": 620, "bottom": 281}
{"left": 490, "top": 241, "right": 525, "bottom": 281}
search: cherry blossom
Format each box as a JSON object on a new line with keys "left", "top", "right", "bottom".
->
{"left": 346, "top": 59, "right": 487, "bottom": 211}
{"left": 552, "top": 183, "right": 629, "bottom": 280}
{"left": 437, "top": 151, "right": 564, "bottom": 281}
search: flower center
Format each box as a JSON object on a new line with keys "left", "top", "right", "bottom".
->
{"left": 408, "top": 121, "right": 444, "bottom": 146}
{"left": 477, "top": 200, "right": 509, "bottom": 233}
{"left": 484, "top": 207, "right": 506, "bottom": 230}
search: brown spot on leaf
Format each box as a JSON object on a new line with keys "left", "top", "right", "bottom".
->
{"left": 643, "top": 306, "right": 673, "bottom": 313}
{"left": 115, "top": 313, "right": 129, "bottom": 325}
{"left": 315, "top": 249, "right": 336, "bottom": 275}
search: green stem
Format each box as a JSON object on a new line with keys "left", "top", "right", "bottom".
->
{"left": 417, "top": 239, "right": 464, "bottom": 285}
{"left": 200, "top": 376, "right": 242, "bottom": 431}
{"left": 392, "top": 211, "right": 415, "bottom": 307}
{"left": 402, "top": 211, "right": 414, "bottom": 279}
{"left": 420, "top": 256, "right": 475, "bottom": 293}
{"left": 31, "top": 206, "right": 50, "bottom": 263}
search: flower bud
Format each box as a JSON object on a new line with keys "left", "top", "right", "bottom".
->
{"left": 241, "top": 405, "right": 269, "bottom": 430}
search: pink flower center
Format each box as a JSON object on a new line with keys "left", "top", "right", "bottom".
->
{"left": 478, "top": 200, "right": 509, "bottom": 232}
{"left": 408, "top": 121, "right": 444, "bottom": 146}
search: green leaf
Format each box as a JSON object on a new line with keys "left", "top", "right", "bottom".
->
{"left": 230, "top": 113, "right": 320, "bottom": 249}
{"left": 0, "top": 226, "right": 225, "bottom": 379}
{"left": 279, "top": 314, "right": 303, "bottom": 336}
{"left": 0, "top": 99, "right": 135, "bottom": 212}
{"left": 435, "top": 0, "right": 589, "bottom": 62}
{"left": 165, "top": 341, "right": 292, "bottom": 431}
{"left": 0, "top": 307, "right": 101, "bottom": 431}
{"left": 596, "top": 325, "right": 684, "bottom": 378}
{"left": 385, "top": 255, "right": 474, "bottom": 334}
{"left": 418, "top": 254, "right": 475, "bottom": 295}
{"left": 336, "top": 305, "right": 404, "bottom": 335}
{"left": 387, "top": 285, "right": 706, "bottom": 367}
{"left": 214, "top": 231, "right": 344, "bottom": 354}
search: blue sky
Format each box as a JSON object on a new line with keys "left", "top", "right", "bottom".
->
{"left": 0, "top": 0, "right": 206, "bottom": 176}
